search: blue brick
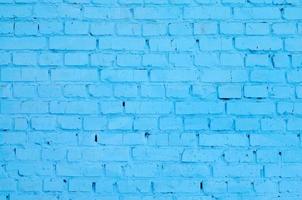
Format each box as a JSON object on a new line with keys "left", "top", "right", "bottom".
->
{"left": 169, "top": 23, "right": 192, "bottom": 35}
{"left": 227, "top": 102, "right": 275, "bottom": 115}
{"left": 0, "top": 5, "right": 32, "bottom": 18}
{"left": 13, "top": 52, "right": 37, "bottom": 66}
{"left": 58, "top": 116, "right": 82, "bottom": 130}
{"left": 235, "top": 36, "right": 282, "bottom": 51}
{"left": 116, "top": 23, "right": 141, "bottom": 36}
{"left": 114, "top": 84, "right": 138, "bottom": 97}
{"left": 99, "top": 37, "right": 145, "bottom": 51}
{"left": 39, "top": 21, "right": 63, "bottom": 34}
{"left": 176, "top": 102, "right": 225, "bottom": 114}
{"left": 65, "top": 53, "right": 89, "bottom": 66}
{"left": 63, "top": 84, "right": 87, "bottom": 97}
{"left": 244, "top": 85, "right": 268, "bottom": 98}
{"left": 108, "top": 116, "right": 133, "bottom": 130}
{"left": 50, "top": 101, "right": 98, "bottom": 114}
{"left": 246, "top": 22, "right": 270, "bottom": 35}
{"left": 272, "top": 23, "right": 296, "bottom": 35}
{"left": 39, "top": 53, "right": 63, "bottom": 66}
{"left": 51, "top": 69, "right": 98, "bottom": 82}
{"left": 49, "top": 37, "right": 96, "bottom": 50}
{"left": 235, "top": 118, "right": 259, "bottom": 131}
{"left": 43, "top": 179, "right": 65, "bottom": 192}
{"left": 220, "top": 22, "right": 244, "bottom": 34}
{"left": 184, "top": 7, "right": 231, "bottom": 19}
{"left": 15, "top": 22, "right": 38, "bottom": 35}
{"left": 0, "top": 179, "right": 16, "bottom": 191}
{"left": 234, "top": 7, "right": 281, "bottom": 19}
{"left": 64, "top": 21, "right": 89, "bottom": 35}
{"left": 90, "top": 22, "right": 115, "bottom": 36}
{"left": 0, "top": 37, "right": 47, "bottom": 50}
{"left": 0, "top": 22, "right": 14, "bottom": 34}
{"left": 133, "top": 117, "right": 158, "bottom": 130}
{"left": 285, "top": 38, "right": 302, "bottom": 51}
{"left": 31, "top": 117, "right": 56, "bottom": 131}
{"left": 13, "top": 84, "right": 36, "bottom": 98}
{"left": 194, "top": 22, "right": 217, "bottom": 35}
{"left": 134, "top": 7, "right": 181, "bottom": 19}
{"left": 159, "top": 117, "right": 182, "bottom": 130}
{"left": 143, "top": 23, "right": 167, "bottom": 36}
{"left": 142, "top": 54, "right": 168, "bottom": 67}
{"left": 218, "top": 85, "right": 241, "bottom": 99}
{"left": 126, "top": 101, "right": 173, "bottom": 114}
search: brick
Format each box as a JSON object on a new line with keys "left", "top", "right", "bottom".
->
{"left": 218, "top": 85, "right": 242, "bottom": 99}
{"left": 182, "top": 148, "right": 222, "bottom": 162}
{"left": 246, "top": 22, "right": 270, "bottom": 35}
{"left": 184, "top": 7, "right": 231, "bottom": 19}
{"left": 176, "top": 102, "right": 225, "bottom": 114}
{"left": 0, "top": 5, "right": 32, "bottom": 18}
{"left": 285, "top": 38, "right": 302, "bottom": 51}
{"left": 114, "top": 84, "right": 138, "bottom": 97}
{"left": 49, "top": 37, "right": 96, "bottom": 50}
{"left": 126, "top": 101, "right": 173, "bottom": 114}
{"left": 134, "top": 7, "right": 181, "bottom": 19}
{"left": 15, "top": 22, "right": 38, "bottom": 35}
{"left": 133, "top": 117, "right": 158, "bottom": 130}
{"left": 31, "top": 117, "right": 56, "bottom": 131}
{"left": 194, "top": 22, "right": 217, "bottom": 35}
{"left": 51, "top": 69, "right": 98, "bottom": 82}
{"left": 39, "top": 53, "right": 63, "bottom": 66}
{"left": 220, "top": 22, "right": 244, "bottom": 34}
{"left": 227, "top": 102, "right": 275, "bottom": 115}
{"left": 99, "top": 37, "right": 145, "bottom": 51}
{"left": 65, "top": 21, "right": 89, "bottom": 35}
{"left": 132, "top": 147, "right": 181, "bottom": 161}
{"left": 0, "top": 37, "right": 47, "bottom": 50}
{"left": 284, "top": 8, "right": 302, "bottom": 19}
{"left": 50, "top": 101, "right": 98, "bottom": 114}
{"left": 57, "top": 116, "right": 82, "bottom": 130}
{"left": 235, "top": 118, "right": 259, "bottom": 131}
{"left": 250, "top": 134, "right": 299, "bottom": 146}
{"left": 150, "top": 70, "right": 198, "bottom": 82}
{"left": 234, "top": 7, "right": 281, "bottom": 19}
{"left": 159, "top": 117, "right": 182, "bottom": 130}
{"left": 65, "top": 53, "right": 89, "bottom": 66}
{"left": 199, "top": 134, "right": 248, "bottom": 146}
{"left": 210, "top": 117, "right": 233, "bottom": 131}
{"left": 244, "top": 85, "right": 268, "bottom": 98}
{"left": 116, "top": 23, "right": 141, "bottom": 36}
{"left": 101, "top": 70, "right": 148, "bottom": 82}
{"left": 235, "top": 37, "right": 282, "bottom": 51}
{"left": 143, "top": 23, "right": 167, "bottom": 36}
{"left": 250, "top": 70, "right": 285, "bottom": 83}
{"left": 0, "top": 179, "right": 16, "bottom": 191}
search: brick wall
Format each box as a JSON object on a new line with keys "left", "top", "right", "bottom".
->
{"left": 0, "top": 0, "right": 302, "bottom": 199}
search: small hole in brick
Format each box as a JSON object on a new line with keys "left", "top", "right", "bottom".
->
{"left": 145, "top": 132, "right": 150, "bottom": 138}
{"left": 63, "top": 179, "right": 67, "bottom": 183}
{"left": 279, "top": 151, "right": 282, "bottom": 156}
{"left": 200, "top": 182, "right": 203, "bottom": 190}
{"left": 122, "top": 101, "right": 126, "bottom": 107}
{"left": 196, "top": 39, "right": 199, "bottom": 43}
{"left": 92, "top": 182, "right": 96, "bottom": 192}
{"left": 94, "top": 134, "right": 98, "bottom": 142}
{"left": 46, "top": 141, "right": 50, "bottom": 145}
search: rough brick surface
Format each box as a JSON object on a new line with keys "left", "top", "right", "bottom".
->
{"left": 0, "top": 0, "right": 302, "bottom": 199}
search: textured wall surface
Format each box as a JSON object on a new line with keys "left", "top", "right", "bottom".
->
{"left": 1, "top": 0, "right": 302, "bottom": 199}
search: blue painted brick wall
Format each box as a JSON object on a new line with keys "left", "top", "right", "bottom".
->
{"left": 0, "top": 0, "right": 302, "bottom": 199}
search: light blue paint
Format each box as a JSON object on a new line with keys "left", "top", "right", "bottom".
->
{"left": 0, "top": 1, "right": 302, "bottom": 199}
